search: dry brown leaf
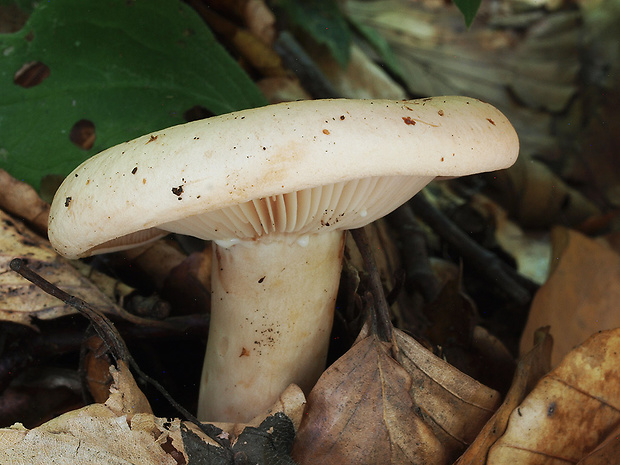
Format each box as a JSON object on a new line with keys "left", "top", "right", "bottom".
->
{"left": 0, "top": 361, "right": 187, "bottom": 465}
{"left": 456, "top": 327, "right": 553, "bottom": 464}
{"left": 0, "top": 168, "right": 49, "bottom": 236}
{"left": 520, "top": 227, "right": 620, "bottom": 366}
{"left": 207, "top": 0, "right": 276, "bottom": 45}
{"left": 240, "top": 0, "right": 276, "bottom": 45}
{"left": 191, "top": 1, "right": 286, "bottom": 77}
{"left": 0, "top": 209, "right": 169, "bottom": 327}
{"left": 488, "top": 328, "right": 620, "bottom": 463}
{"left": 291, "top": 333, "right": 447, "bottom": 465}
{"left": 577, "top": 421, "right": 620, "bottom": 464}
{"left": 395, "top": 328, "right": 501, "bottom": 461}
{"left": 488, "top": 155, "right": 601, "bottom": 228}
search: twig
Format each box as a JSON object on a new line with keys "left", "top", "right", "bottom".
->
{"left": 9, "top": 258, "right": 216, "bottom": 439}
{"left": 350, "top": 228, "right": 394, "bottom": 344}
{"left": 387, "top": 204, "right": 441, "bottom": 303}
{"left": 408, "top": 195, "right": 537, "bottom": 305}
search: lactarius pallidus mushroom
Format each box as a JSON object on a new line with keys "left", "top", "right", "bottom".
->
{"left": 48, "top": 96, "right": 519, "bottom": 423}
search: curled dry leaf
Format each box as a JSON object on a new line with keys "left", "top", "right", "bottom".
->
{"left": 394, "top": 328, "right": 501, "bottom": 462}
{"left": 0, "top": 361, "right": 303, "bottom": 464}
{"left": 0, "top": 209, "right": 170, "bottom": 327}
{"left": 0, "top": 361, "right": 188, "bottom": 465}
{"left": 488, "top": 328, "right": 620, "bottom": 463}
{"left": 291, "top": 333, "right": 448, "bottom": 465}
{"left": 0, "top": 169, "right": 49, "bottom": 236}
{"left": 520, "top": 227, "right": 620, "bottom": 366}
{"left": 456, "top": 327, "right": 553, "bottom": 464}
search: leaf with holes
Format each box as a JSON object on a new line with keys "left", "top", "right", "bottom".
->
{"left": 0, "top": 0, "right": 267, "bottom": 189}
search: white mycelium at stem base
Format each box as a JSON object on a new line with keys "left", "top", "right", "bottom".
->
{"left": 198, "top": 231, "right": 344, "bottom": 422}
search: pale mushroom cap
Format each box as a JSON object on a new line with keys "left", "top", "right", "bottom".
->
{"left": 48, "top": 96, "right": 518, "bottom": 258}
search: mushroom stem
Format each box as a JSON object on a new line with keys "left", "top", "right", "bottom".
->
{"left": 197, "top": 230, "right": 345, "bottom": 422}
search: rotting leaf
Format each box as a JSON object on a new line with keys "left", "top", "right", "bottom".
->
{"left": 291, "top": 333, "right": 448, "bottom": 465}
{"left": 488, "top": 328, "right": 620, "bottom": 463}
{"left": 179, "top": 412, "right": 298, "bottom": 465}
{"left": 231, "top": 413, "right": 297, "bottom": 465}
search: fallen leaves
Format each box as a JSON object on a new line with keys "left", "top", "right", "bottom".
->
{"left": 0, "top": 208, "right": 169, "bottom": 327}
{"left": 520, "top": 227, "right": 620, "bottom": 366}
{"left": 292, "top": 332, "right": 448, "bottom": 465}
{"left": 395, "top": 328, "right": 500, "bottom": 461}
{"left": 0, "top": 361, "right": 181, "bottom": 465}
{"left": 291, "top": 324, "right": 502, "bottom": 464}
{"left": 457, "top": 327, "right": 553, "bottom": 464}
{"left": 488, "top": 328, "right": 620, "bottom": 463}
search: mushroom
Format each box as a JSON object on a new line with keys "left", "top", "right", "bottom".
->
{"left": 48, "top": 96, "right": 519, "bottom": 423}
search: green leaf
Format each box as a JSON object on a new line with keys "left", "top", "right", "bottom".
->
{"left": 277, "top": 0, "right": 351, "bottom": 67}
{"left": 453, "top": 0, "right": 482, "bottom": 28}
{"left": 0, "top": 0, "right": 267, "bottom": 189}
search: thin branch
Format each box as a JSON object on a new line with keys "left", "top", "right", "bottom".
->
{"left": 408, "top": 195, "right": 537, "bottom": 305}
{"left": 350, "top": 228, "right": 394, "bottom": 344}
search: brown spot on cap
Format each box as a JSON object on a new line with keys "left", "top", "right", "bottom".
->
{"left": 322, "top": 129, "right": 330, "bottom": 135}
{"left": 487, "top": 118, "right": 496, "bottom": 125}
{"left": 172, "top": 185, "right": 183, "bottom": 197}
{"left": 146, "top": 135, "right": 158, "bottom": 144}
{"left": 69, "top": 120, "right": 96, "bottom": 150}
{"left": 14, "top": 61, "right": 50, "bottom": 88}
{"left": 240, "top": 347, "right": 250, "bottom": 357}
{"left": 402, "top": 116, "right": 416, "bottom": 125}
{"left": 64, "top": 197, "right": 72, "bottom": 207}
{"left": 131, "top": 167, "right": 138, "bottom": 175}
{"left": 438, "top": 110, "right": 444, "bottom": 116}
